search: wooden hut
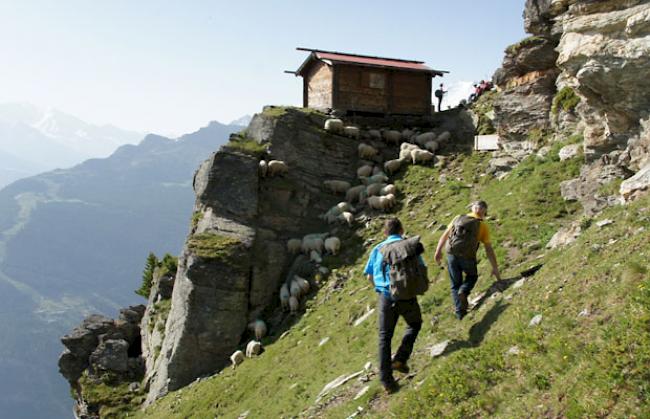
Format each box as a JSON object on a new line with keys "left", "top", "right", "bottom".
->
{"left": 289, "top": 48, "right": 447, "bottom": 116}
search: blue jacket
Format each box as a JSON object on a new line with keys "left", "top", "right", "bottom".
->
{"left": 364, "top": 235, "right": 402, "bottom": 297}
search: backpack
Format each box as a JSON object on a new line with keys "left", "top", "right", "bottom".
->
{"left": 445, "top": 215, "right": 481, "bottom": 259}
{"left": 380, "top": 236, "right": 429, "bottom": 300}
{"left": 434, "top": 89, "right": 443, "bottom": 98}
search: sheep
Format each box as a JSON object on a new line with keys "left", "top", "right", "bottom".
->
{"left": 301, "top": 236, "right": 324, "bottom": 254}
{"left": 336, "top": 202, "right": 355, "bottom": 212}
{"left": 424, "top": 140, "right": 439, "bottom": 153}
{"left": 364, "top": 173, "right": 389, "bottom": 185}
{"left": 338, "top": 211, "right": 354, "bottom": 226}
{"left": 358, "top": 143, "right": 378, "bottom": 159}
{"left": 321, "top": 206, "right": 343, "bottom": 224}
{"left": 324, "top": 118, "right": 344, "bottom": 134}
{"left": 280, "top": 283, "right": 290, "bottom": 310}
{"left": 367, "top": 194, "right": 396, "bottom": 211}
{"left": 357, "top": 165, "right": 373, "bottom": 178}
{"left": 399, "top": 142, "right": 421, "bottom": 160}
{"left": 230, "top": 350, "right": 244, "bottom": 368}
{"left": 436, "top": 131, "right": 451, "bottom": 143}
{"left": 368, "top": 129, "right": 382, "bottom": 140}
{"left": 383, "top": 130, "right": 402, "bottom": 144}
{"left": 310, "top": 249, "right": 322, "bottom": 264}
{"left": 384, "top": 159, "right": 403, "bottom": 174}
{"left": 324, "top": 237, "right": 341, "bottom": 255}
{"left": 400, "top": 142, "right": 420, "bottom": 151}
{"left": 381, "top": 184, "right": 397, "bottom": 196}
{"left": 323, "top": 180, "right": 351, "bottom": 194}
{"left": 294, "top": 276, "right": 310, "bottom": 294}
{"left": 402, "top": 129, "right": 414, "bottom": 140}
{"left": 287, "top": 238, "right": 302, "bottom": 254}
{"left": 289, "top": 296, "right": 299, "bottom": 313}
{"left": 258, "top": 160, "right": 268, "bottom": 178}
{"left": 267, "top": 160, "right": 288, "bottom": 177}
{"left": 414, "top": 132, "right": 436, "bottom": 147}
{"left": 248, "top": 319, "right": 267, "bottom": 340}
{"left": 366, "top": 182, "right": 387, "bottom": 197}
{"left": 372, "top": 166, "right": 384, "bottom": 175}
{"left": 290, "top": 280, "right": 302, "bottom": 298}
{"left": 411, "top": 149, "right": 435, "bottom": 165}
{"left": 343, "top": 126, "right": 360, "bottom": 139}
{"left": 345, "top": 185, "right": 366, "bottom": 203}
{"left": 245, "top": 340, "right": 262, "bottom": 357}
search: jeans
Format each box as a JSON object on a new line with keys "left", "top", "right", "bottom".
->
{"left": 447, "top": 254, "right": 478, "bottom": 317}
{"left": 377, "top": 293, "right": 422, "bottom": 384}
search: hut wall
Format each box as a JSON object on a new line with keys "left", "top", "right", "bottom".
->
{"left": 305, "top": 61, "right": 333, "bottom": 110}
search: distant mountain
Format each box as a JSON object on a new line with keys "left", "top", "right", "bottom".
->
{"left": 229, "top": 114, "right": 253, "bottom": 127}
{"left": 0, "top": 119, "right": 242, "bottom": 419}
{"left": 0, "top": 103, "right": 143, "bottom": 189}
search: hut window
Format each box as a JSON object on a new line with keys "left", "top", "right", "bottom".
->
{"left": 368, "top": 73, "right": 385, "bottom": 89}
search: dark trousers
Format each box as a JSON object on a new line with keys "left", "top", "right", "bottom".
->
{"left": 447, "top": 254, "right": 478, "bottom": 317}
{"left": 437, "top": 97, "right": 443, "bottom": 112}
{"left": 377, "top": 293, "right": 422, "bottom": 384}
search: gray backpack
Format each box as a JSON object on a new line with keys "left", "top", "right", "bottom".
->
{"left": 446, "top": 215, "right": 481, "bottom": 259}
{"left": 381, "top": 236, "right": 429, "bottom": 300}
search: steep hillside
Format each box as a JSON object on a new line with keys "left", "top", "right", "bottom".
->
{"left": 0, "top": 121, "right": 239, "bottom": 419}
{"left": 132, "top": 137, "right": 649, "bottom": 418}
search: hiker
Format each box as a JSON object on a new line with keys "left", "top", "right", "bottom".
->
{"left": 364, "top": 218, "right": 428, "bottom": 394}
{"left": 434, "top": 83, "right": 447, "bottom": 112}
{"left": 434, "top": 200, "right": 501, "bottom": 320}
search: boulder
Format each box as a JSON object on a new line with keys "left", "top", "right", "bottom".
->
{"left": 90, "top": 339, "right": 129, "bottom": 373}
{"left": 546, "top": 221, "right": 582, "bottom": 249}
{"left": 487, "top": 156, "right": 519, "bottom": 175}
{"left": 558, "top": 143, "right": 581, "bottom": 161}
{"left": 620, "top": 163, "right": 650, "bottom": 202}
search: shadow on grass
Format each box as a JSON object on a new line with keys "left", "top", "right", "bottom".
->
{"left": 443, "top": 300, "right": 509, "bottom": 355}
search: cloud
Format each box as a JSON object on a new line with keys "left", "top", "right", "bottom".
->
{"left": 444, "top": 80, "right": 475, "bottom": 108}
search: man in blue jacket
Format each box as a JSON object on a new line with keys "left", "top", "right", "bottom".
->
{"left": 364, "top": 218, "right": 423, "bottom": 394}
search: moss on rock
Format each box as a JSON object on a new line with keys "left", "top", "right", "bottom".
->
{"left": 187, "top": 233, "right": 242, "bottom": 262}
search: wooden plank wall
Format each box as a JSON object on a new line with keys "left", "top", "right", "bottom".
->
{"left": 305, "top": 61, "right": 333, "bottom": 110}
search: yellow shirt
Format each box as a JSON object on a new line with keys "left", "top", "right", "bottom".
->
{"left": 447, "top": 212, "right": 491, "bottom": 245}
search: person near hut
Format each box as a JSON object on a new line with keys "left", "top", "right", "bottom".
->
{"left": 434, "top": 83, "right": 447, "bottom": 112}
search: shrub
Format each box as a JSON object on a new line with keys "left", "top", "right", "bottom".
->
{"left": 552, "top": 87, "right": 581, "bottom": 115}
{"left": 505, "top": 36, "right": 544, "bottom": 55}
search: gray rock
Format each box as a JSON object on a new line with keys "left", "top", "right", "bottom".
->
{"left": 546, "top": 221, "right": 582, "bottom": 249}
{"left": 90, "top": 339, "right": 129, "bottom": 372}
{"left": 558, "top": 144, "right": 581, "bottom": 161}
{"left": 430, "top": 340, "right": 450, "bottom": 358}
{"left": 529, "top": 314, "right": 543, "bottom": 327}
{"left": 621, "top": 163, "right": 650, "bottom": 202}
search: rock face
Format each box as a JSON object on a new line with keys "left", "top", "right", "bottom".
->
{"left": 494, "top": 0, "right": 650, "bottom": 206}
{"left": 141, "top": 108, "right": 475, "bottom": 404}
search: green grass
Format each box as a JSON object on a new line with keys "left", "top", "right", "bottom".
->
{"left": 552, "top": 87, "right": 581, "bottom": 115}
{"left": 125, "top": 133, "right": 650, "bottom": 419}
{"left": 79, "top": 372, "right": 145, "bottom": 418}
{"left": 224, "top": 136, "right": 268, "bottom": 157}
{"left": 186, "top": 232, "right": 242, "bottom": 261}
{"left": 471, "top": 91, "right": 498, "bottom": 135}
{"left": 505, "top": 36, "right": 545, "bottom": 55}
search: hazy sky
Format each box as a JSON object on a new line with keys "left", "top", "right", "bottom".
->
{"left": 0, "top": 0, "right": 526, "bottom": 136}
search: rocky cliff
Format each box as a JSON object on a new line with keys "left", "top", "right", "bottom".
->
{"left": 493, "top": 0, "right": 650, "bottom": 211}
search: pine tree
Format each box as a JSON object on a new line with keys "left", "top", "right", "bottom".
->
{"left": 135, "top": 252, "right": 158, "bottom": 298}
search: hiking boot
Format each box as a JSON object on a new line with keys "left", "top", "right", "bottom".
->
{"left": 382, "top": 380, "right": 399, "bottom": 394}
{"left": 458, "top": 291, "right": 469, "bottom": 312}
{"left": 391, "top": 360, "right": 410, "bottom": 374}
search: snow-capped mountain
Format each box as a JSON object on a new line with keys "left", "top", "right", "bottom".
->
{"left": 0, "top": 103, "right": 144, "bottom": 189}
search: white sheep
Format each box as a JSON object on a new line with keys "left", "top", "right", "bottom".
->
{"left": 399, "top": 142, "right": 421, "bottom": 161}
{"left": 436, "top": 131, "right": 451, "bottom": 143}
{"left": 294, "top": 276, "right": 310, "bottom": 295}
{"left": 290, "top": 280, "right": 302, "bottom": 298}
{"left": 323, "top": 180, "right": 351, "bottom": 194}
{"left": 368, "top": 129, "right": 382, "bottom": 140}
{"left": 321, "top": 206, "right": 343, "bottom": 224}
{"left": 383, "top": 130, "right": 402, "bottom": 144}
{"left": 258, "top": 160, "right": 268, "bottom": 178}
{"left": 245, "top": 340, "right": 262, "bottom": 357}
{"left": 414, "top": 132, "right": 436, "bottom": 147}
{"left": 280, "top": 283, "right": 290, "bottom": 310}
{"left": 287, "top": 238, "right": 302, "bottom": 254}
{"left": 366, "top": 182, "right": 387, "bottom": 197}
{"left": 345, "top": 185, "right": 366, "bottom": 203}
{"left": 324, "top": 237, "right": 341, "bottom": 255}
{"left": 230, "top": 350, "right": 244, "bottom": 368}
{"left": 424, "top": 140, "right": 439, "bottom": 153}
{"left": 310, "top": 249, "right": 322, "bottom": 264}
{"left": 364, "top": 173, "right": 389, "bottom": 185}
{"left": 357, "top": 165, "right": 373, "bottom": 178}
{"left": 343, "top": 126, "right": 360, "bottom": 139}
{"left": 411, "top": 149, "right": 435, "bottom": 165}
{"left": 400, "top": 142, "right": 420, "bottom": 151}
{"left": 301, "top": 237, "right": 324, "bottom": 253}
{"left": 381, "top": 184, "right": 397, "bottom": 196}
{"left": 267, "top": 160, "right": 288, "bottom": 176}
{"left": 289, "top": 296, "right": 299, "bottom": 313}
{"left": 324, "top": 118, "right": 344, "bottom": 133}
{"left": 384, "top": 159, "right": 403, "bottom": 174}
{"left": 248, "top": 319, "right": 267, "bottom": 340}
{"left": 338, "top": 211, "right": 354, "bottom": 226}
{"left": 358, "top": 143, "right": 378, "bottom": 159}
{"left": 336, "top": 202, "right": 355, "bottom": 212}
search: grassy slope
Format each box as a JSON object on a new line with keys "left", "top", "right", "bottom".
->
{"left": 138, "top": 139, "right": 649, "bottom": 418}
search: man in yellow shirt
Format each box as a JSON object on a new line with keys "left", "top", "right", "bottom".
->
{"left": 434, "top": 200, "right": 501, "bottom": 319}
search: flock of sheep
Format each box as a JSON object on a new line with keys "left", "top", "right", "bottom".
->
{"left": 230, "top": 117, "right": 452, "bottom": 368}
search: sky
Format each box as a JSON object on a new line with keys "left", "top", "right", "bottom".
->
{"left": 0, "top": 0, "right": 526, "bottom": 136}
